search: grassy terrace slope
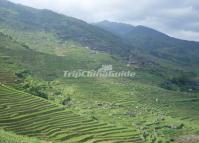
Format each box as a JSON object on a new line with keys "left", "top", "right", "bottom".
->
{"left": 0, "top": 70, "right": 17, "bottom": 84}
{"left": 0, "top": 31, "right": 127, "bottom": 81}
{"left": 0, "top": 130, "right": 46, "bottom": 143}
{"left": 0, "top": 84, "right": 142, "bottom": 143}
{"left": 0, "top": 22, "right": 199, "bottom": 143}
{"left": 62, "top": 78, "right": 199, "bottom": 142}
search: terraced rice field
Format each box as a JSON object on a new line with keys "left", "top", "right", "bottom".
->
{"left": 0, "top": 85, "right": 142, "bottom": 143}
{"left": 0, "top": 71, "right": 17, "bottom": 84}
{"left": 0, "top": 129, "right": 47, "bottom": 143}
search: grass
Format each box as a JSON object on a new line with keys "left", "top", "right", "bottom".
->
{"left": 58, "top": 77, "right": 199, "bottom": 142}
{"left": 0, "top": 27, "right": 199, "bottom": 143}
{"left": 0, "top": 129, "right": 47, "bottom": 143}
{"left": 0, "top": 31, "right": 126, "bottom": 81}
{"left": 0, "top": 84, "right": 142, "bottom": 143}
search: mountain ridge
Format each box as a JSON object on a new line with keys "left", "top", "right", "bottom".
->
{"left": 94, "top": 20, "right": 199, "bottom": 65}
{"left": 1, "top": 0, "right": 199, "bottom": 78}
{"left": 0, "top": 0, "right": 133, "bottom": 57}
{"left": 95, "top": 20, "right": 199, "bottom": 43}
{"left": 0, "top": 2, "right": 199, "bottom": 143}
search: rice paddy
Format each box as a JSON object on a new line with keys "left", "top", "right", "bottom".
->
{"left": 0, "top": 84, "right": 142, "bottom": 143}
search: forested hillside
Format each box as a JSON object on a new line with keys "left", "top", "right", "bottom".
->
{"left": 0, "top": 0, "right": 199, "bottom": 143}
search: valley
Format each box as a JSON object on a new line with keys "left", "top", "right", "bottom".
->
{"left": 0, "top": 0, "right": 199, "bottom": 143}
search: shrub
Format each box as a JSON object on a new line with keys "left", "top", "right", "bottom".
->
{"left": 62, "top": 97, "right": 71, "bottom": 106}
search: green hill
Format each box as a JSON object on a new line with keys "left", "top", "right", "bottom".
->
{"left": 0, "top": 0, "right": 199, "bottom": 143}
{"left": 0, "top": 31, "right": 125, "bottom": 80}
{"left": 95, "top": 21, "right": 199, "bottom": 91}
{"left": 0, "top": 130, "right": 46, "bottom": 143}
{"left": 95, "top": 21, "right": 199, "bottom": 72}
{"left": 0, "top": 84, "right": 142, "bottom": 143}
{"left": 0, "top": 0, "right": 131, "bottom": 57}
{"left": 0, "top": 30, "right": 199, "bottom": 143}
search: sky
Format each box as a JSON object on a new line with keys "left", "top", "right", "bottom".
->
{"left": 9, "top": 0, "right": 199, "bottom": 41}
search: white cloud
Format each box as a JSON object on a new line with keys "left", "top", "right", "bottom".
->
{"left": 172, "top": 30, "right": 199, "bottom": 41}
{"left": 8, "top": 0, "right": 199, "bottom": 41}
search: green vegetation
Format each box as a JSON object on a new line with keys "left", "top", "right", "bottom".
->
{"left": 0, "top": 130, "right": 46, "bottom": 143}
{"left": 162, "top": 72, "right": 199, "bottom": 92}
{"left": 0, "top": 1, "right": 199, "bottom": 143}
{"left": 60, "top": 78, "right": 199, "bottom": 142}
{"left": 95, "top": 21, "right": 199, "bottom": 81}
{"left": 0, "top": 0, "right": 130, "bottom": 58}
{"left": 0, "top": 25, "right": 198, "bottom": 143}
{"left": 0, "top": 85, "right": 142, "bottom": 143}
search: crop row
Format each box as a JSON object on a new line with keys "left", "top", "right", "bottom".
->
{"left": 0, "top": 85, "right": 142, "bottom": 143}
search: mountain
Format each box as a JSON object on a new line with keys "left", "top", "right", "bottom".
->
{"left": 1, "top": 28, "right": 199, "bottom": 143}
{"left": 2, "top": 0, "right": 199, "bottom": 70}
{"left": 1, "top": 1, "right": 199, "bottom": 143}
{"left": 95, "top": 21, "right": 199, "bottom": 69}
{"left": 0, "top": 0, "right": 199, "bottom": 90}
{"left": 95, "top": 20, "right": 199, "bottom": 49}
{"left": 0, "top": 0, "right": 131, "bottom": 57}
{"left": 94, "top": 20, "right": 135, "bottom": 37}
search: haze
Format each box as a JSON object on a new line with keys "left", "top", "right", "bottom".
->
{"left": 9, "top": 0, "right": 199, "bottom": 41}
